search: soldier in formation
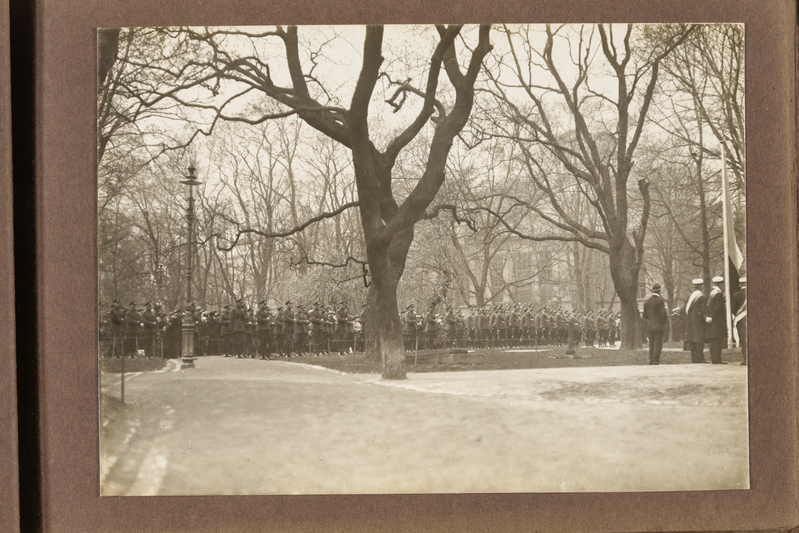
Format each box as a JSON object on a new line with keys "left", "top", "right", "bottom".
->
{"left": 396, "top": 301, "right": 621, "bottom": 351}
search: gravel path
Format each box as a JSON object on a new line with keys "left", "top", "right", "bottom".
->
{"left": 100, "top": 357, "right": 749, "bottom": 495}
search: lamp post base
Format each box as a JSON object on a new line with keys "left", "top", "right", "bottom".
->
{"left": 181, "top": 316, "right": 196, "bottom": 369}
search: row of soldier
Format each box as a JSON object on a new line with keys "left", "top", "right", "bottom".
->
{"left": 400, "top": 303, "right": 623, "bottom": 351}
{"left": 101, "top": 278, "right": 745, "bottom": 361}
{"left": 101, "top": 298, "right": 367, "bottom": 359}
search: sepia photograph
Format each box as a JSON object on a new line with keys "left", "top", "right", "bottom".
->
{"left": 96, "top": 23, "right": 750, "bottom": 496}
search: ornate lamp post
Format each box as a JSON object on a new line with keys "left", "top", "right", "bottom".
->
{"left": 154, "top": 262, "right": 165, "bottom": 301}
{"left": 180, "top": 164, "right": 202, "bottom": 369}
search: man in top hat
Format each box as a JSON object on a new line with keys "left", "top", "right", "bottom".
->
{"left": 643, "top": 283, "right": 668, "bottom": 365}
{"left": 731, "top": 277, "right": 747, "bottom": 365}
{"left": 683, "top": 278, "right": 709, "bottom": 363}
{"left": 705, "top": 276, "right": 728, "bottom": 364}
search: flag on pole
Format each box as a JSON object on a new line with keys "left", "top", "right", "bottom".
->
{"left": 721, "top": 143, "right": 744, "bottom": 295}
{"left": 721, "top": 142, "right": 743, "bottom": 346}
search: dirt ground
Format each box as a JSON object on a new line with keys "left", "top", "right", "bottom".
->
{"left": 100, "top": 356, "right": 748, "bottom": 496}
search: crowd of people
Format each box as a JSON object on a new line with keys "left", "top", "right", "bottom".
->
{"left": 101, "top": 298, "right": 366, "bottom": 360}
{"left": 100, "top": 275, "right": 747, "bottom": 365}
{"left": 642, "top": 276, "right": 747, "bottom": 366}
{"left": 399, "top": 303, "right": 622, "bottom": 351}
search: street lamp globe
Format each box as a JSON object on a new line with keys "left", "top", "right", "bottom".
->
{"left": 180, "top": 164, "right": 202, "bottom": 201}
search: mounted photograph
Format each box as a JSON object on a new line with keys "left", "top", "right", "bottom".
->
{"left": 96, "top": 23, "right": 748, "bottom": 496}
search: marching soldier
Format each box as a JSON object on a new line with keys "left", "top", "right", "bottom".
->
{"left": 309, "top": 302, "right": 325, "bottom": 355}
{"left": 256, "top": 301, "right": 272, "bottom": 359}
{"left": 335, "top": 302, "right": 349, "bottom": 354}
{"left": 583, "top": 311, "right": 596, "bottom": 347}
{"left": 244, "top": 307, "right": 256, "bottom": 357}
{"left": 273, "top": 306, "right": 286, "bottom": 357}
{"left": 424, "top": 304, "right": 438, "bottom": 351}
{"left": 477, "top": 307, "right": 490, "bottom": 349}
{"left": 294, "top": 304, "right": 309, "bottom": 356}
{"left": 230, "top": 298, "right": 248, "bottom": 358}
{"left": 220, "top": 305, "right": 231, "bottom": 357}
{"left": 596, "top": 311, "right": 607, "bottom": 347}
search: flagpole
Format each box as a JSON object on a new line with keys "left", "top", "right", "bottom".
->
{"left": 721, "top": 141, "right": 733, "bottom": 346}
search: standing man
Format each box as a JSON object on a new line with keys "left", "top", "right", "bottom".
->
{"left": 273, "top": 306, "right": 286, "bottom": 357}
{"left": 219, "top": 305, "right": 231, "bottom": 357}
{"left": 141, "top": 302, "right": 158, "bottom": 359}
{"left": 705, "top": 276, "right": 728, "bottom": 364}
{"left": 424, "top": 304, "right": 438, "bottom": 351}
{"left": 230, "top": 298, "right": 248, "bottom": 358}
{"left": 309, "top": 302, "right": 324, "bottom": 356}
{"left": 294, "top": 304, "right": 309, "bottom": 356}
{"left": 256, "top": 301, "right": 272, "bottom": 359}
{"left": 283, "top": 301, "right": 296, "bottom": 356}
{"left": 642, "top": 283, "right": 668, "bottom": 365}
{"left": 732, "top": 277, "right": 747, "bottom": 366}
{"left": 683, "top": 278, "right": 709, "bottom": 364}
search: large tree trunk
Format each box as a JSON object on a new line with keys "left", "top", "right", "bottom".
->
{"left": 365, "top": 227, "right": 414, "bottom": 380}
{"left": 609, "top": 237, "right": 642, "bottom": 349}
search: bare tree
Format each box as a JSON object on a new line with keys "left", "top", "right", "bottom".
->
{"left": 481, "top": 24, "right": 694, "bottom": 348}
{"left": 116, "top": 26, "right": 492, "bottom": 378}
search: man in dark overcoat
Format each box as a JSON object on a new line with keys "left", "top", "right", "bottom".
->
{"left": 230, "top": 299, "right": 248, "bottom": 358}
{"left": 731, "top": 277, "right": 747, "bottom": 365}
{"left": 683, "top": 278, "right": 709, "bottom": 363}
{"left": 643, "top": 283, "right": 668, "bottom": 365}
{"left": 705, "top": 276, "right": 728, "bottom": 364}
{"left": 256, "top": 301, "right": 272, "bottom": 359}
